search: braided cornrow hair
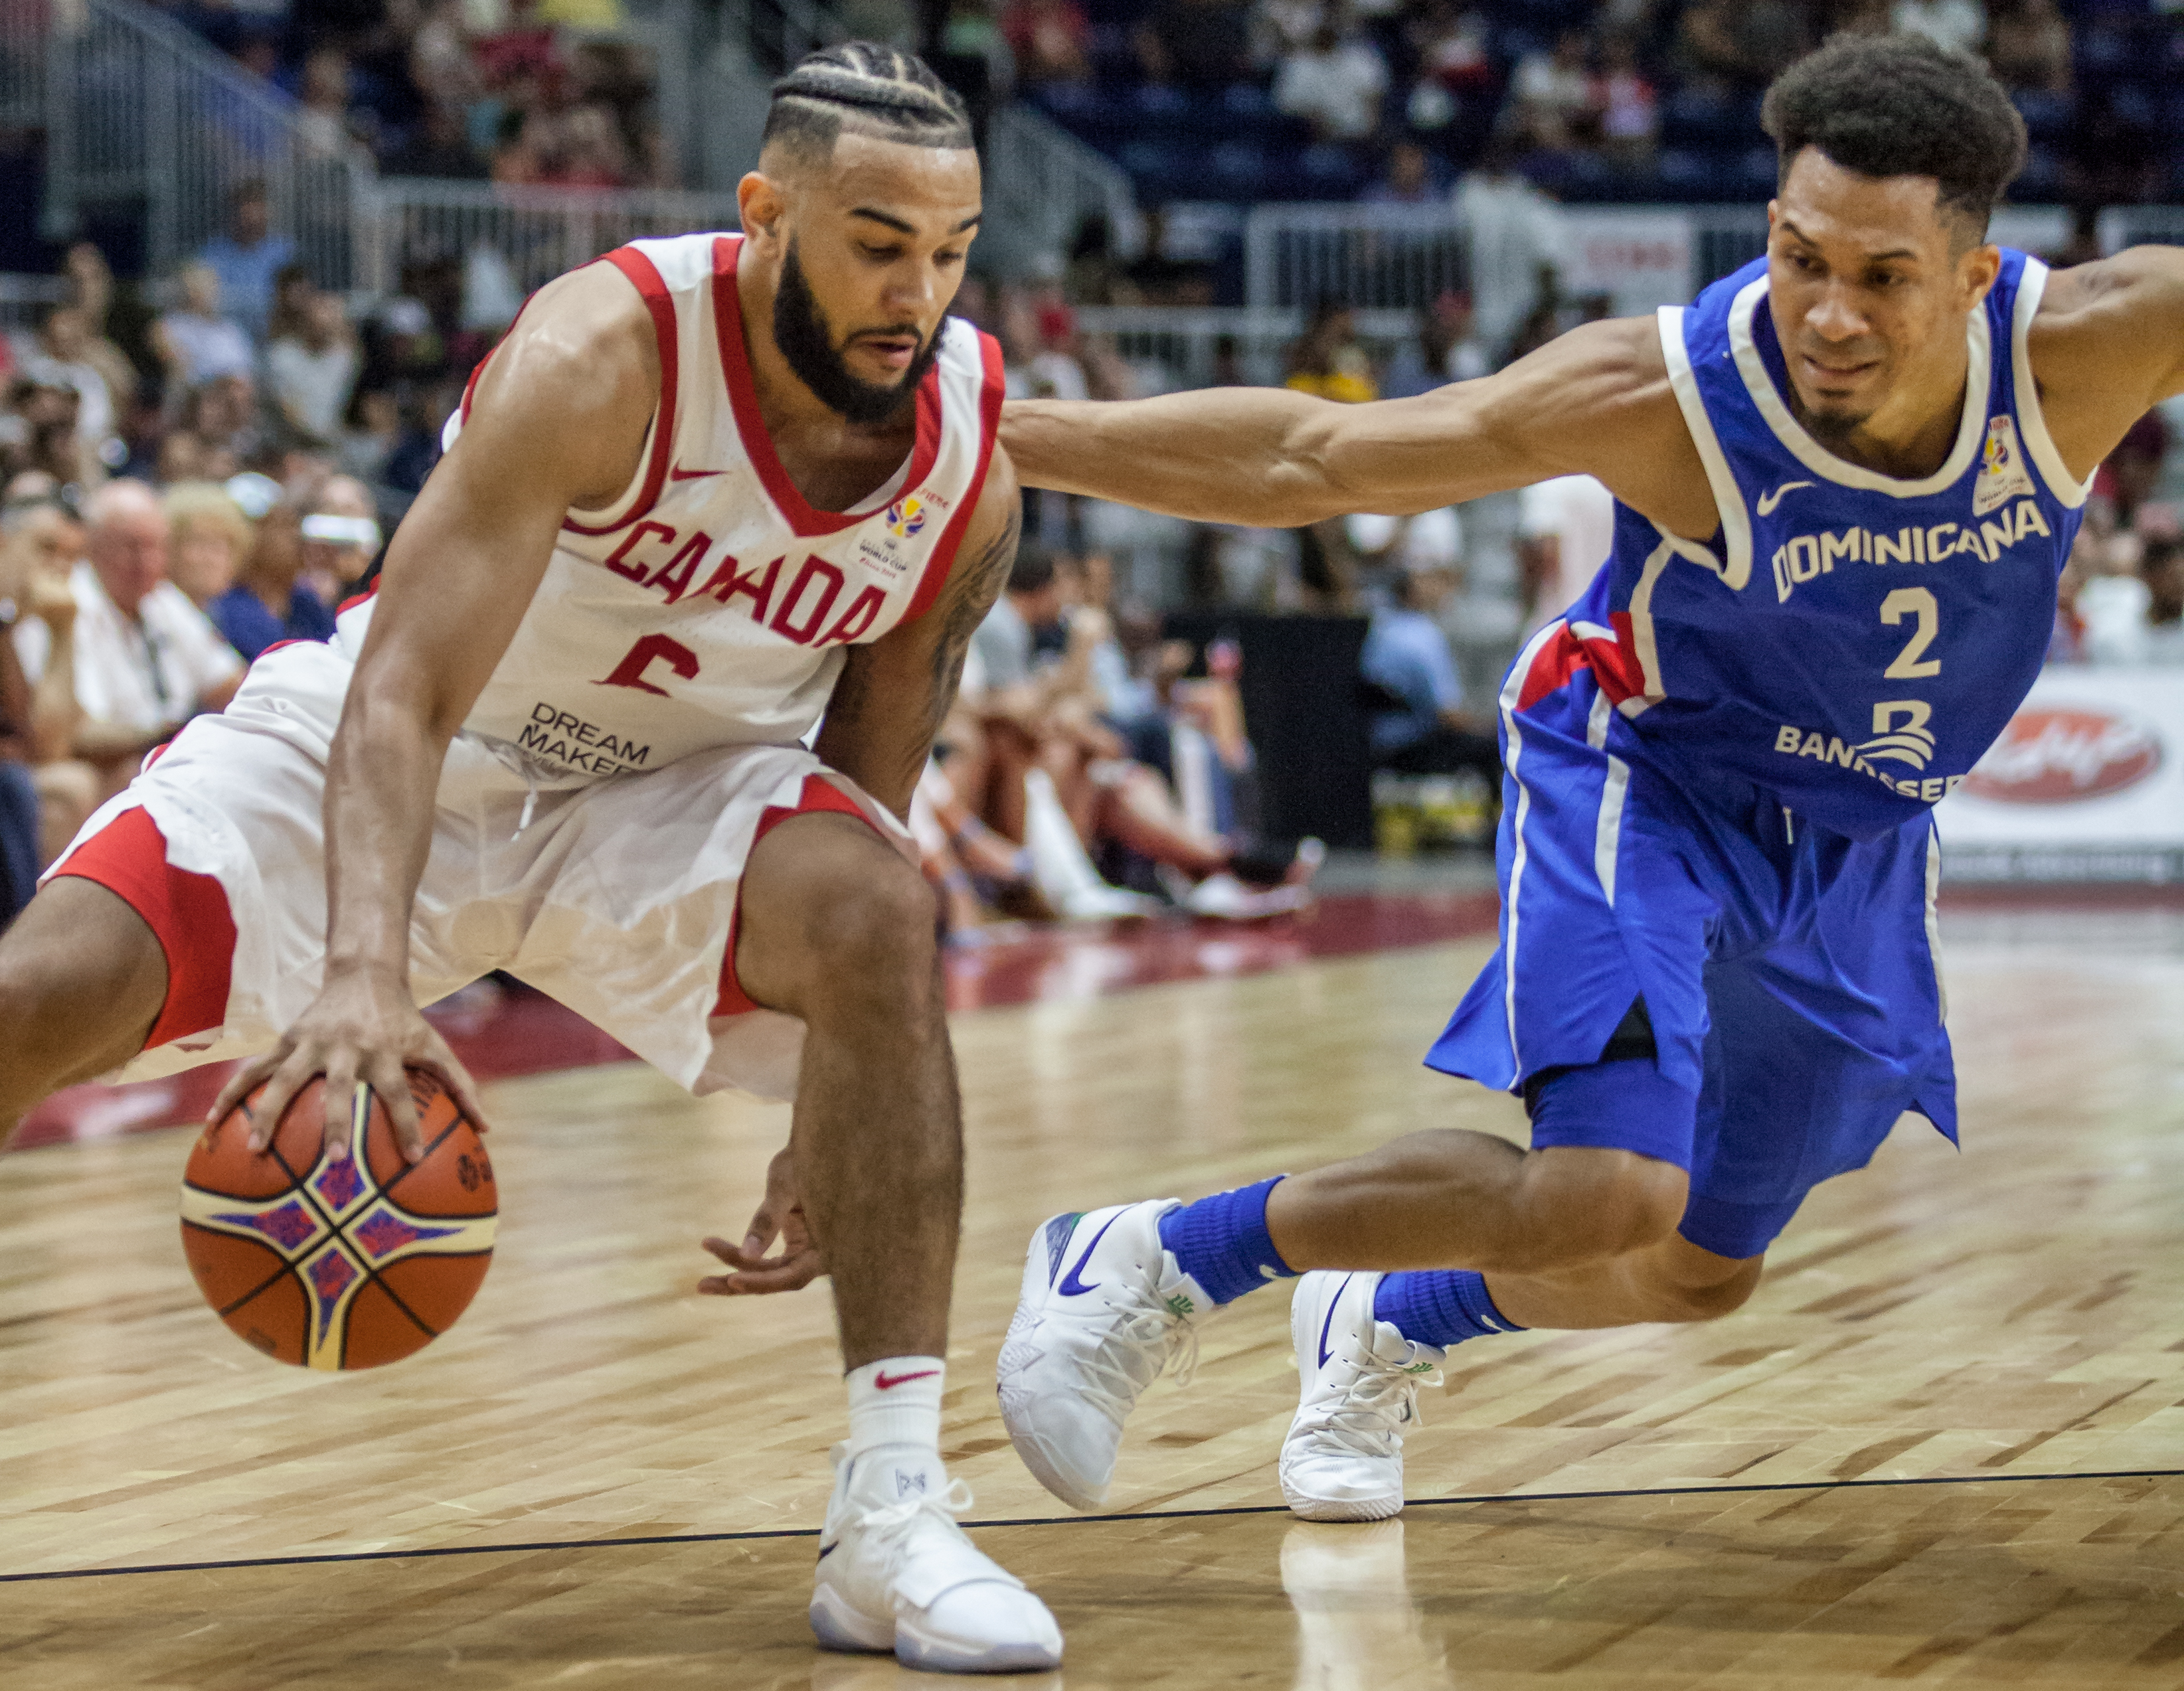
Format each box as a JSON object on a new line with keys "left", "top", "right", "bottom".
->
{"left": 762, "top": 42, "right": 974, "bottom": 163}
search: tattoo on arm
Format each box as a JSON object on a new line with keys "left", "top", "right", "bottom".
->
{"left": 817, "top": 502, "right": 1021, "bottom": 813}
{"left": 924, "top": 503, "right": 1023, "bottom": 739}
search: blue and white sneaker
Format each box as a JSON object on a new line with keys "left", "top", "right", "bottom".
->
{"left": 809, "top": 1443, "right": 1063, "bottom": 1673}
{"left": 996, "top": 1201, "right": 1211, "bottom": 1511}
{"left": 1280, "top": 1272, "right": 1445, "bottom": 1522}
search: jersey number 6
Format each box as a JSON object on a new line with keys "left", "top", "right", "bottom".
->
{"left": 595, "top": 633, "right": 701, "bottom": 697}
{"left": 1880, "top": 587, "right": 1941, "bottom": 680}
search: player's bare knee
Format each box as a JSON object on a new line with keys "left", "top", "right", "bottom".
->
{"left": 1494, "top": 1148, "right": 1689, "bottom": 1274}
{"left": 1641, "top": 1252, "right": 1764, "bottom": 1323}
{"left": 795, "top": 858, "right": 939, "bottom": 1001}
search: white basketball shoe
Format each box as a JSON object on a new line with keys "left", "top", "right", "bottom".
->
{"left": 1280, "top": 1271, "right": 1445, "bottom": 1522}
{"left": 809, "top": 1443, "right": 1064, "bottom": 1673}
{"left": 996, "top": 1201, "right": 1211, "bottom": 1510}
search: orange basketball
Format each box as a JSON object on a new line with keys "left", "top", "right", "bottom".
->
{"left": 179, "top": 1072, "right": 497, "bottom": 1369}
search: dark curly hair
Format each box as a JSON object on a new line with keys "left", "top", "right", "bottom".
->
{"left": 762, "top": 42, "right": 973, "bottom": 165}
{"left": 1762, "top": 33, "right": 2027, "bottom": 238}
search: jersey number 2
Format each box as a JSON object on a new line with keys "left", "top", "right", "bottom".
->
{"left": 1881, "top": 588, "right": 1941, "bottom": 679}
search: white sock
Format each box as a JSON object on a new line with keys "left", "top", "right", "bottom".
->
{"left": 846, "top": 1356, "right": 946, "bottom": 1458}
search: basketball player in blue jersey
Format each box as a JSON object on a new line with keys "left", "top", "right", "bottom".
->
{"left": 987, "top": 34, "right": 2184, "bottom": 1520}
{"left": 0, "top": 47, "right": 1062, "bottom": 1670}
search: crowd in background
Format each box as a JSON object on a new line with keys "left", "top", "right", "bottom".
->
{"left": 5, "top": 0, "right": 2184, "bottom": 930}
{"left": 1007, "top": 0, "right": 2159, "bottom": 208}
{"left": 168, "top": 0, "right": 675, "bottom": 190}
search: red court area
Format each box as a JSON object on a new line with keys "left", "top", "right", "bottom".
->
{"left": 9, "top": 890, "right": 1499, "bottom": 1151}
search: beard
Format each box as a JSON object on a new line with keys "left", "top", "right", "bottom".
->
{"left": 1798, "top": 400, "right": 1873, "bottom": 451}
{"left": 772, "top": 241, "right": 942, "bottom": 427}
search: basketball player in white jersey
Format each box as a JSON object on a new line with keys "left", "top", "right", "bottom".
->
{"left": 0, "top": 46, "right": 1062, "bottom": 1674}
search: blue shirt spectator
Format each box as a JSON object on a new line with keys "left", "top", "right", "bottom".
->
{"left": 207, "top": 582, "right": 335, "bottom": 661}
{"left": 196, "top": 181, "right": 296, "bottom": 343}
{"left": 1361, "top": 578, "right": 1464, "bottom": 758}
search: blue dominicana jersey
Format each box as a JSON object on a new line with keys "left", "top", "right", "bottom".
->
{"left": 1539, "top": 248, "right": 2088, "bottom": 840}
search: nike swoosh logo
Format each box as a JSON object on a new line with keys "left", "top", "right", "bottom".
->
{"left": 1315, "top": 1274, "right": 1355, "bottom": 1370}
{"left": 669, "top": 466, "right": 726, "bottom": 481}
{"left": 1756, "top": 479, "right": 1815, "bottom": 516}
{"left": 1056, "top": 1212, "right": 1126, "bottom": 1297}
{"left": 874, "top": 1368, "right": 940, "bottom": 1391}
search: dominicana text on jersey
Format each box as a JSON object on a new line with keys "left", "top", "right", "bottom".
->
{"left": 1556, "top": 248, "right": 2085, "bottom": 840}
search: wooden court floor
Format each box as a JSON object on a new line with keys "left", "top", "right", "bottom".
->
{"left": 3, "top": 909, "right": 2181, "bottom": 1688}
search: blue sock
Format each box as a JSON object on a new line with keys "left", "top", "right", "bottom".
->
{"left": 1372, "top": 1271, "right": 1526, "bottom": 1350}
{"left": 1157, "top": 1177, "right": 1296, "bottom": 1306}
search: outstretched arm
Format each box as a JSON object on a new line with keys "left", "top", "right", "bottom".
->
{"left": 2030, "top": 246, "right": 2184, "bottom": 479}
{"left": 1000, "top": 315, "right": 1719, "bottom": 540}
{"left": 812, "top": 449, "right": 1023, "bottom": 818}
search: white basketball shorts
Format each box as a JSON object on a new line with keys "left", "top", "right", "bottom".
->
{"left": 43, "top": 639, "right": 914, "bottom": 1101}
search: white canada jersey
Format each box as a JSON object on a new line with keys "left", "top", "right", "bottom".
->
{"left": 334, "top": 232, "right": 1004, "bottom": 788}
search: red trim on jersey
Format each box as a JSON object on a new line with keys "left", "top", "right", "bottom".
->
{"left": 710, "top": 775, "right": 880, "bottom": 1019}
{"left": 49, "top": 807, "right": 237, "bottom": 1050}
{"left": 561, "top": 246, "right": 682, "bottom": 538}
{"left": 902, "top": 330, "right": 1006, "bottom": 627}
{"left": 1514, "top": 616, "right": 1648, "bottom": 713}
{"left": 709, "top": 234, "right": 946, "bottom": 539}
{"left": 335, "top": 580, "right": 378, "bottom": 616}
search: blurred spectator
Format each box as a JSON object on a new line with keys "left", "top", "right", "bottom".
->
{"left": 1517, "top": 473, "right": 1617, "bottom": 632}
{"left": 299, "top": 476, "right": 382, "bottom": 608}
{"left": 1273, "top": 19, "right": 1389, "bottom": 143}
{"left": 1894, "top": 0, "right": 1985, "bottom": 56}
{"left": 209, "top": 497, "right": 335, "bottom": 661}
{"left": 1676, "top": 0, "right": 1810, "bottom": 92}
{"left": 1347, "top": 505, "right": 1463, "bottom": 582}
{"left": 1380, "top": 291, "right": 1490, "bottom": 397}
{"left": 163, "top": 482, "right": 253, "bottom": 613}
{"left": 339, "top": 388, "right": 406, "bottom": 484}
{"left": 1003, "top": 0, "right": 1092, "bottom": 86}
{"left": 1985, "top": 0, "right": 2070, "bottom": 93}
{"left": 154, "top": 266, "right": 255, "bottom": 389}
{"left": 0, "top": 495, "right": 93, "bottom": 906}
{"left": 297, "top": 47, "right": 367, "bottom": 159}
{"left": 1455, "top": 141, "right": 1569, "bottom": 362}
{"left": 1360, "top": 559, "right": 1499, "bottom": 785}
{"left": 387, "top": 100, "right": 489, "bottom": 179}
{"left": 1511, "top": 28, "right": 1595, "bottom": 154}
{"left": 11, "top": 481, "right": 242, "bottom": 783}
{"left": 179, "top": 374, "right": 263, "bottom": 478}
{"left": 1593, "top": 32, "right": 1660, "bottom": 173}
{"left": 1284, "top": 299, "right": 1377, "bottom": 404}
{"left": 267, "top": 289, "right": 361, "bottom": 451}
{"left": 1136, "top": 0, "right": 1253, "bottom": 88}
{"left": 58, "top": 244, "right": 140, "bottom": 420}
{"left": 1406, "top": 1, "right": 1495, "bottom": 133}
{"left": 197, "top": 181, "right": 295, "bottom": 344}
{"left": 1361, "top": 140, "right": 1442, "bottom": 206}
{"left": 11, "top": 378, "right": 96, "bottom": 492}
{"left": 2077, "top": 527, "right": 2152, "bottom": 665}
{"left": 2144, "top": 536, "right": 2184, "bottom": 665}
{"left": 21, "top": 306, "right": 120, "bottom": 473}
{"left": 2097, "top": 410, "right": 2169, "bottom": 530}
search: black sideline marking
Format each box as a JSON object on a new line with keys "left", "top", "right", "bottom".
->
{"left": 4, "top": 1466, "right": 2177, "bottom": 1584}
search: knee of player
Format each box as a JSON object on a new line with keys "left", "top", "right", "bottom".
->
{"left": 795, "top": 859, "right": 939, "bottom": 989}
{"left": 1646, "top": 1255, "right": 1764, "bottom": 1323}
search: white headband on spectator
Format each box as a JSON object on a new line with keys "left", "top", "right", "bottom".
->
{"left": 302, "top": 515, "right": 382, "bottom": 552}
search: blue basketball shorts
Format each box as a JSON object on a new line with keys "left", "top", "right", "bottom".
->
{"left": 1427, "top": 633, "right": 1956, "bottom": 1262}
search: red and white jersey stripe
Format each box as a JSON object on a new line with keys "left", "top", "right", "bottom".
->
{"left": 337, "top": 231, "right": 1004, "bottom": 788}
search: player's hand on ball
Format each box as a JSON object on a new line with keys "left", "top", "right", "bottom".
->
{"left": 207, "top": 963, "right": 490, "bottom": 1163}
{"left": 699, "top": 1147, "right": 824, "bottom": 1295}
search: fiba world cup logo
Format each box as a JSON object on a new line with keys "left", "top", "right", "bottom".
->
{"left": 886, "top": 496, "right": 927, "bottom": 539}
